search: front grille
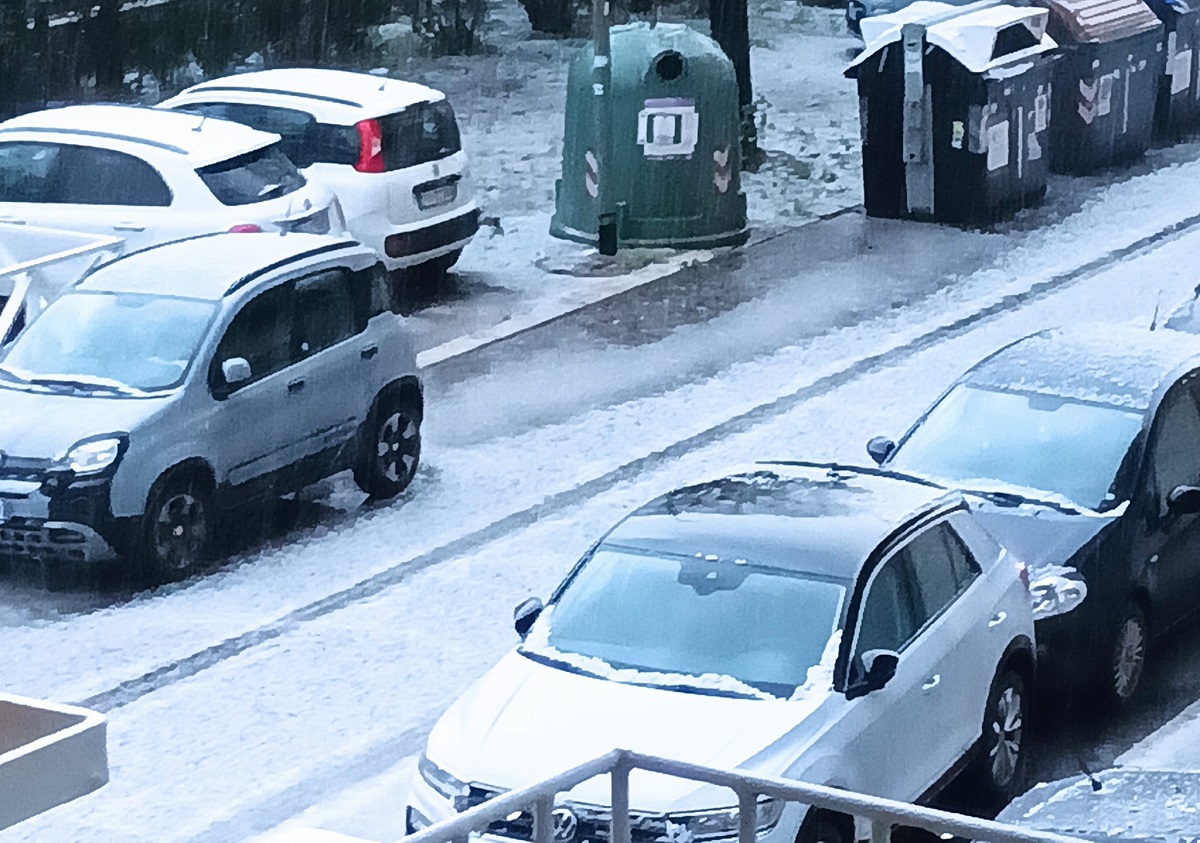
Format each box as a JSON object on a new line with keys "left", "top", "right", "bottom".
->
{"left": 463, "top": 785, "right": 670, "bottom": 843}
{"left": 0, "top": 456, "right": 51, "bottom": 482}
{"left": 0, "top": 520, "right": 83, "bottom": 563}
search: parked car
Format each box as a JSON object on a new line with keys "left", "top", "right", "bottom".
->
{"left": 0, "top": 104, "right": 343, "bottom": 254}
{"left": 866, "top": 324, "right": 1200, "bottom": 707}
{"left": 0, "top": 232, "right": 422, "bottom": 586}
{"left": 408, "top": 464, "right": 1036, "bottom": 843}
{"left": 158, "top": 68, "right": 480, "bottom": 286}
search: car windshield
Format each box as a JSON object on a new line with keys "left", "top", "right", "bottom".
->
{"left": 520, "top": 546, "right": 846, "bottom": 699}
{"left": 196, "top": 142, "right": 305, "bottom": 206}
{"left": 888, "top": 384, "right": 1145, "bottom": 510}
{"left": 0, "top": 291, "right": 216, "bottom": 393}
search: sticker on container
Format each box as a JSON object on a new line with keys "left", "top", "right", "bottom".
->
{"left": 1098, "top": 73, "right": 1114, "bottom": 117}
{"left": 1034, "top": 92, "right": 1049, "bottom": 132}
{"left": 1174, "top": 49, "right": 1193, "bottom": 95}
{"left": 951, "top": 120, "right": 964, "bottom": 149}
{"left": 637, "top": 98, "right": 700, "bottom": 159}
{"left": 987, "top": 120, "right": 1009, "bottom": 171}
{"left": 1027, "top": 129, "right": 1042, "bottom": 162}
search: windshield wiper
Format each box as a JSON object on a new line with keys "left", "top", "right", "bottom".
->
{"left": 519, "top": 648, "right": 611, "bottom": 682}
{"left": 0, "top": 365, "right": 29, "bottom": 384}
{"left": 28, "top": 375, "right": 136, "bottom": 395}
{"left": 962, "top": 487, "right": 1082, "bottom": 515}
{"left": 519, "top": 648, "right": 763, "bottom": 699}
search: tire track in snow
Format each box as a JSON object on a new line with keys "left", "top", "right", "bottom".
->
{"left": 75, "top": 206, "right": 1200, "bottom": 715}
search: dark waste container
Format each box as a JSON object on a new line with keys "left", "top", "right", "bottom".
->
{"left": 847, "top": 2, "right": 1058, "bottom": 224}
{"left": 1145, "top": 0, "right": 1200, "bottom": 139}
{"left": 1038, "top": 0, "right": 1164, "bottom": 173}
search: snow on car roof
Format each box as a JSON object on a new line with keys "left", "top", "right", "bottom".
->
{"left": 848, "top": 2, "right": 1057, "bottom": 76}
{"left": 964, "top": 324, "right": 1200, "bottom": 411}
{"left": 603, "top": 465, "right": 959, "bottom": 580}
{"left": 76, "top": 232, "right": 363, "bottom": 300}
{"left": 0, "top": 104, "right": 280, "bottom": 169}
{"left": 164, "top": 69, "right": 446, "bottom": 124}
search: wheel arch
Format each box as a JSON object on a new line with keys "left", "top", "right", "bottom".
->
{"left": 373, "top": 375, "right": 424, "bottom": 419}
{"left": 143, "top": 458, "right": 217, "bottom": 514}
{"left": 1000, "top": 635, "right": 1036, "bottom": 686}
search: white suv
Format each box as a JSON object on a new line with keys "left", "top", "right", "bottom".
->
{"left": 160, "top": 69, "right": 480, "bottom": 281}
{"left": 409, "top": 464, "right": 1036, "bottom": 843}
{"left": 0, "top": 105, "right": 343, "bottom": 251}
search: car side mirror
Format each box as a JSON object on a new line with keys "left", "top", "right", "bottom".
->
{"left": 1168, "top": 485, "right": 1200, "bottom": 515}
{"left": 866, "top": 436, "right": 896, "bottom": 466}
{"left": 513, "top": 596, "right": 543, "bottom": 640}
{"left": 221, "top": 357, "right": 252, "bottom": 386}
{"left": 846, "top": 649, "right": 899, "bottom": 699}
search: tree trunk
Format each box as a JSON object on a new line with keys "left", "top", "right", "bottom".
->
{"left": 708, "top": 0, "right": 761, "bottom": 168}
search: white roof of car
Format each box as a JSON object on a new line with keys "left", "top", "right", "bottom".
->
{"left": 163, "top": 68, "right": 446, "bottom": 125}
{"left": 77, "top": 232, "right": 367, "bottom": 300}
{"left": 0, "top": 104, "right": 280, "bottom": 168}
{"left": 849, "top": 1, "right": 1057, "bottom": 75}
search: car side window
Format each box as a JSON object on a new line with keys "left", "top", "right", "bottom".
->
{"left": 0, "top": 142, "right": 62, "bottom": 202}
{"left": 210, "top": 282, "right": 294, "bottom": 397}
{"left": 855, "top": 555, "right": 920, "bottom": 660}
{"left": 293, "top": 269, "right": 358, "bottom": 358}
{"left": 1147, "top": 377, "right": 1200, "bottom": 515}
{"left": 55, "top": 146, "right": 172, "bottom": 206}
{"left": 902, "top": 521, "right": 980, "bottom": 629}
{"left": 351, "top": 263, "right": 395, "bottom": 329}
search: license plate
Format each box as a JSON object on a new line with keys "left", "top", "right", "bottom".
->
{"left": 417, "top": 183, "right": 457, "bottom": 210}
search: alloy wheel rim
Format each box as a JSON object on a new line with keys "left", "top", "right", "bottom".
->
{"left": 377, "top": 411, "right": 419, "bottom": 483}
{"left": 154, "top": 492, "right": 206, "bottom": 572}
{"left": 1112, "top": 616, "right": 1146, "bottom": 701}
{"left": 988, "top": 685, "right": 1023, "bottom": 786}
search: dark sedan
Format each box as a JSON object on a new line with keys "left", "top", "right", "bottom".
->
{"left": 866, "top": 325, "right": 1200, "bottom": 707}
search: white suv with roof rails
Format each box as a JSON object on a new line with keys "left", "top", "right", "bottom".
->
{"left": 160, "top": 68, "right": 480, "bottom": 281}
{"left": 0, "top": 232, "right": 422, "bottom": 587}
{"left": 0, "top": 104, "right": 343, "bottom": 252}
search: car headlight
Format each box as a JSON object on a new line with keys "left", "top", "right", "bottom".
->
{"left": 665, "top": 798, "right": 786, "bottom": 841}
{"left": 1030, "top": 572, "right": 1088, "bottom": 619}
{"left": 63, "top": 436, "right": 126, "bottom": 476}
{"left": 419, "top": 753, "right": 468, "bottom": 803}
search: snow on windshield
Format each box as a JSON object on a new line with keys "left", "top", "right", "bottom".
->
{"left": 520, "top": 547, "right": 846, "bottom": 699}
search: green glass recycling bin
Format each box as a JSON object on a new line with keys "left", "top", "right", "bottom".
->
{"left": 550, "top": 22, "right": 749, "bottom": 250}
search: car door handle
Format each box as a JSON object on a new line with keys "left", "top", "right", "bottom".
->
{"left": 922, "top": 675, "right": 941, "bottom": 691}
{"left": 287, "top": 379, "right": 306, "bottom": 394}
{"left": 988, "top": 611, "right": 1007, "bottom": 628}
{"left": 360, "top": 345, "right": 379, "bottom": 360}
{"left": 112, "top": 223, "right": 146, "bottom": 232}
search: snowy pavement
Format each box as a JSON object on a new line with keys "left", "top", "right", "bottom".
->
{"left": 9, "top": 133, "right": 1200, "bottom": 840}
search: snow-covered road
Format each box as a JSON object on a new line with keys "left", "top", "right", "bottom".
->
{"left": 11, "top": 155, "right": 1200, "bottom": 839}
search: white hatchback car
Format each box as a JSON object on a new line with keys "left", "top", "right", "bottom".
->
{"left": 0, "top": 105, "right": 343, "bottom": 251}
{"left": 409, "top": 464, "right": 1037, "bottom": 843}
{"left": 159, "top": 69, "right": 479, "bottom": 280}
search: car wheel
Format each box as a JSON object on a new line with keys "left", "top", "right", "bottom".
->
{"left": 140, "top": 471, "right": 213, "bottom": 585}
{"left": 354, "top": 392, "right": 421, "bottom": 499}
{"left": 1104, "top": 604, "right": 1149, "bottom": 707}
{"left": 969, "top": 668, "right": 1027, "bottom": 801}
{"left": 797, "top": 810, "right": 852, "bottom": 843}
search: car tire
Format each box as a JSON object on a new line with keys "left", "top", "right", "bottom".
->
{"left": 140, "top": 470, "right": 213, "bottom": 586}
{"left": 967, "top": 667, "right": 1027, "bottom": 801}
{"left": 797, "top": 809, "right": 852, "bottom": 843}
{"left": 354, "top": 391, "right": 421, "bottom": 499}
{"left": 1102, "top": 603, "right": 1149, "bottom": 707}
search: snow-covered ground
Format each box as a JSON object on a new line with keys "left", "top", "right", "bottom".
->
{"left": 11, "top": 1, "right": 1200, "bottom": 840}
{"left": 8, "top": 132, "right": 1200, "bottom": 840}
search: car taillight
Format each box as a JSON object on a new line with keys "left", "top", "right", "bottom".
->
{"left": 355, "top": 119, "right": 385, "bottom": 173}
{"left": 1016, "top": 560, "right": 1030, "bottom": 591}
{"left": 228, "top": 223, "right": 263, "bottom": 233}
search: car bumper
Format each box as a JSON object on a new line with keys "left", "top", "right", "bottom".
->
{"left": 0, "top": 478, "right": 127, "bottom": 567}
{"left": 378, "top": 206, "right": 480, "bottom": 268}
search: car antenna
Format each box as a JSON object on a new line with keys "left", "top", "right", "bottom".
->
{"left": 193, "top": 115, "right": 207, "bottom": 132}
{"left": 1150, "top": 290, "right": 1163, "bottom": 331}
{"left": 1078, "top": 757, "right": 1103, "bottom": 792}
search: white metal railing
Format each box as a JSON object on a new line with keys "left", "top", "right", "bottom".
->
{"left": 388, "top": 750, "right": 1087, "bottom": 843}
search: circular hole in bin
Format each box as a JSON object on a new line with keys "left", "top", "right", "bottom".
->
{"left": 654, "top": 51, "right": 685, "bottom": 81}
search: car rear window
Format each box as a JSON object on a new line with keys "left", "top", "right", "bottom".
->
{"left": 195, "top": 143, "right": 305, "bottom": 206}
{"left": 379, "top": 100, "right": 462, "bottom": 170}
{"left": 174, "top": 102, "right": 357, "bottom": 168}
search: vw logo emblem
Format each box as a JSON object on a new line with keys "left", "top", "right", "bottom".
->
{"left": 551, "top": 807, "right": 578, "bottom": 843}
